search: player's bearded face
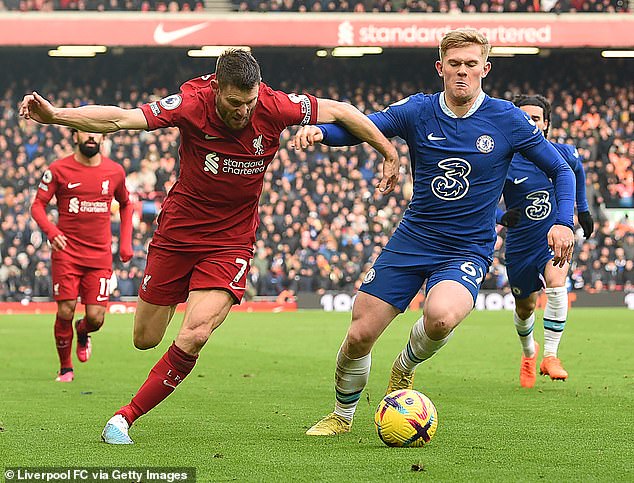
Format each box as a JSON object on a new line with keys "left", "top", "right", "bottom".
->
{"left": 76, "top": 132, "right": 103, "bottom": 158}
{"left": 437, "top": 44, "right": 491, "bottom": 105}
{"left": 215, "top": 84, "right": 259, "bottom": 130}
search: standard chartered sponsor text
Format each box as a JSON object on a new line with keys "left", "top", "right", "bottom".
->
{"left": 222, "top": 158, "right": 266, "bottom": 175}
{"left": 80, "top": 201, "right": 108, "bottom": 213}
{"left": 358, "top": 25, "right": 551, "bottom": 45}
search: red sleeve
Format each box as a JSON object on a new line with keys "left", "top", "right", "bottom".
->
{"left": 267, "top": 86, "right": 318, "bottom": 128}
{"left": 114, "top": 167, "right": 133, "bottom": 262}
{"left": 140, "top": 80, "right": 200, "bottom": 131}
{"left": 30, "top": 167, "right": 63, "bottom": 239}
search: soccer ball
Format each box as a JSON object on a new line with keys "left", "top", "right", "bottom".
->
{"left": 374, "top": 389, "right": 438, "bottom": 447}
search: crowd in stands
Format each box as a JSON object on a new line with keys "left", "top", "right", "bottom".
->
{"left": 1, "top": 0, "right": 628, "bottom": 12}
{"left": 234, "top": 0, "right": 629, "bottom": 13}
{"left": 0, "top": 0, "right": 202, "bottom": 11}
{"left": 0, "top": 50, "right": 632, "bottom": 303}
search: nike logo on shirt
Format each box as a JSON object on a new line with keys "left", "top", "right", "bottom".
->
{"left": 427, "top": 133, "right": 446, "bottom": 141}
{"left": 67, "top": 182, "right": 81, "bottom": 189}
{"left": 153, "top": 22, "right": 208, "bottom": 45}
{"left": 204, "top": 134, "right": 221, "bottom": 140}
{"left": 513, "top": 177, "right": 529, "bottom": 184}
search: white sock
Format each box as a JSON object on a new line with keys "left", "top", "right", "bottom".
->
{"left": 543, "top": 287, "right": 568, "bottom": 358}
{"left": 333, "top": 347, "right": 371, "bottom": 422}
{"left": 394, "top": 316, "right": 452, "bottom": 374}
{"left": 514, "top": 311, "right": 536, "bottom": 357}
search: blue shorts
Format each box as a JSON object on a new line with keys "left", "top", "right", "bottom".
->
{"left": 359, "top": 249, "right": 490, "bottom": 312}
{"left": 506, "top": 245, "right": 554, "bottom": 299}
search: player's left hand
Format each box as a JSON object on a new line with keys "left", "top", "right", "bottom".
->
{"left": 119, "top": 246, "right": 133, "bottom": 263}
{"left": 578, "top": 211, "right": 594, "bottom": 239}
{"left": 291, "top": 125, "right": 323, "bottom": 150}
{"left": 548, "top": 224, "right": 575, "bottom": 268}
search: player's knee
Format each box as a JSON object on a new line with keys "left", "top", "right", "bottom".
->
{"left": 85, "top": 315, "right": 104, "bottom": 330}
{"left": 515, "top": 300, "right": 535, "bottom": 320}
{"left": 346, "top": 324, "right": 377, "bottom": 353}
{"left": 57, "top": 305, "right": 75, "bottom": 321}
{"left": 423, "top": 311, "right": 461, "bottom": 339}
{"left": 133, "top": 330, "right": 161, "bottom": 350}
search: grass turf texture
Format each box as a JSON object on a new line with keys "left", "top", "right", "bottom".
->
{"left": 1, "top": 309, "right": 632, "bottom": 482}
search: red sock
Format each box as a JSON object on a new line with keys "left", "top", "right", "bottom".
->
{"left": 76, "top": 317, "right": 100, "bottom": 336}
{"left": 54, "top": 314, "right": 73, "bottom": 370}
{"left": 116, "top": 342, "right": 198, "bottom": 425}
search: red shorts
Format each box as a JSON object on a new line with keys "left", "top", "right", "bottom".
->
{"left": 138, "top": 245, "right": 254, "bottom": 306}
{"left": 51, "top": 258, "right": 113, "bottom": 306}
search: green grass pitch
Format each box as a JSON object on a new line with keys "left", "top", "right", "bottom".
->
{"left": 1, "top": 308, "right": 633, "bottom": 482}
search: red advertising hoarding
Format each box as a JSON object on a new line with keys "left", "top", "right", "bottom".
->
{"left": 1, "top": 13, "right": 633, "bottom": 48}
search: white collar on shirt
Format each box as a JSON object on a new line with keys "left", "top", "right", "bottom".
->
{"left": 439, "top": 91, "right": 486, "bottom": 119}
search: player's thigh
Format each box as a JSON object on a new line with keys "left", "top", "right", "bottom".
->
{"left": 423, "top": 281, "right": 474, "bottom": 334}
{"left": 543, "top": 260, "right": 570, "bottom": 288}
{"left": 358, "top": 250, "right": 427, "bottom": 313}
{"left": 134, "top": 297, "right": 177, "bottom": 341}
{"left": 424, "top": 256, "right": 489, "bottom": 331}
{"left": 79, "top": 267, "right": 113, "bottom": 306}
{"left": 51, "top": 258, "right": 82, "bottom": 303}
{"left": 176, "top": 289, "right": 234, "bottom": 354}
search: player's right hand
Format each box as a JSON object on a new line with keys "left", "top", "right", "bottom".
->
{"left": 377, "top": 147, "right": 399, "bottom": 195}
{"left": 19, "top": 91, "right": 57, "bottom": 124}
{"left": 291, "top": 125, "right": 323, "bottom": 150}
{"left": 500, "top": 208, "right": 521, "bottom": 228}
{"left": 548, "top": 224, "right": 574, "bottom": 268}
{"left": 50, "top": 233, "right": 68, "bottom": 252}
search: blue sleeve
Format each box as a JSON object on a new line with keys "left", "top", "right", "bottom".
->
{"left": 565, "top": 146, "right": 590, "bottom": 213}
{"left": 510, "top": 108, "right": 575, "bottom": 230}
{"left": 522, "top": 140, "right": 576, "bottom": 230}
{"left": 318, "top": 96, "right": 414, "bottom": 146}
{"left": 495, "top": 207, "right": 505, "bottom": 225}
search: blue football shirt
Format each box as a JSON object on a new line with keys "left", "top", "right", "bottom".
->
{"left": 319, "top": 92, "right": 575, "bottom": 262}
{"left": 503, "top": 141, "right": 588, "bottom": 257}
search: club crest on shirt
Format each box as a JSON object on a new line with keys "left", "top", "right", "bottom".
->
{"left": 101, "top": 180, "right": 110, "bottom": 195}
{"left": 476, "top": 135, "right": 495, "bottom": 153}
{"left": 159, "top": 94, "right": 182, "bottom": 111}
{"left": 253, "top": 134, "right": 264, "bottom": 155}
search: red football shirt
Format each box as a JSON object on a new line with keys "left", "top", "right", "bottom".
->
{"left": 32, "top": 155, "right": 130, "bottom": 268}
{"left": 139, "top": 75, "right": 318, "bottom": 251}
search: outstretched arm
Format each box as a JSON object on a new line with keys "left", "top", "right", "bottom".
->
{"left": 20, "top": 91, "right": 148, "bottom": 132}
{"left": 312, "top": 99, "right": 399, "bottom": 194}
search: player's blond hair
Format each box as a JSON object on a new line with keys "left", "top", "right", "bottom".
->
{"left": 439, "top": 29, "right": 491, "bottom": 62}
